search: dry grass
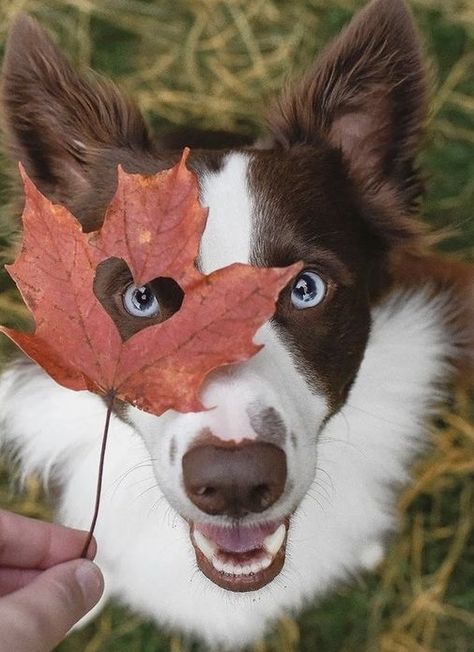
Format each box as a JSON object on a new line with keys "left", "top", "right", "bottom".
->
{"left": 373, "top": 396, "right": 474, "bottom": 652}
{"left": 0, "top": 0, "right": 471, "bottom": 135}
{"left": 0, "top": 0, "right": 473, "bottom": 650}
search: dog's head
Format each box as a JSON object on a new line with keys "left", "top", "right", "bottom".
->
{"left": 2, "top": 0, "right": 429, "bottom": 592}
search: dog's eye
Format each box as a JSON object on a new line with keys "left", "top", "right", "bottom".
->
{"left": 122, "top": 283, "right": 160, "bottom": 318}
{"left": 291, "top": 271, "right": 326, "bottom": 309}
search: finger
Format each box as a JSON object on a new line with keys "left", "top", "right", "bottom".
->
{"left": 0, "top": 559, "right": 104, "bottom": 652}
{"left": 0, "top": 510, "right": 96, "bottom": 569}
{"left": 0, "top": 568, "right": 41, "bottom": 596}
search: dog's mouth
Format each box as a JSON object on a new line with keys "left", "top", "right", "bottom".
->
{"left": 190, "top": 518, "right": 289, "bottom": 592}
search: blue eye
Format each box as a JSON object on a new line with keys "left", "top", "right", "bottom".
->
{"left": 291, "top": 271, "right": 326, "bottom": 309}
{"left": 123, "top": 283, "right": 160, "bottom": 318}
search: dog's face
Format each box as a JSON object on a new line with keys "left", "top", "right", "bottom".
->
{"left": 2, "top": 0, "right": 427, "bottom": 592}
{"left": 127, "top": 145, "right": 377, "bottom": 590}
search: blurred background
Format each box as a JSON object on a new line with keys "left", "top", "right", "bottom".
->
{"left": 0, "top": 0, "right": 473, "bottom": 650}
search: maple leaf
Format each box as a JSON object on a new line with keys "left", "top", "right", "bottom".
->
{"left": 1, "top": 150, "right": 301, "bottom": 416}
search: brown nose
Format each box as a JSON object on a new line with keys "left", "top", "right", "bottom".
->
{"left": 182, "top": 442, "right": 287, "bottom": 518}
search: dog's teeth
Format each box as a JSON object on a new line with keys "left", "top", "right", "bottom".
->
{"left": 263, "top": 524, "right": 286, "bottom": 556}
{"left": 210, "top": 556, "right": 274, "bottom": 576}
{"left": 193, "top": 529, "right": 217, "bottom": 561}
{"left": 260, "top": 555, "right": 273, "bottom": 571}
{"left": 251, "top": 556, "right": 272, "bottom": 573}
{"left": 249, "top": 561, "right": 260, "bottom": 574}
{"left": 212, "top": 557, "right": 226, "bottom": 573}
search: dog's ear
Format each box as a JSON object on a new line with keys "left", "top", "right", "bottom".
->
{"left": 268, "top": 0, "right": 428, "bottom": 244}
{"left": 1, "top": 15, "right": 151, "bottom": 205}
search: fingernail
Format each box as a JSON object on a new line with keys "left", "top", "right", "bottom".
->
{"left": 75, "top": 560, "right": 104, "bottom": 607}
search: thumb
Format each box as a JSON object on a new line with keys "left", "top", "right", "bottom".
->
{"left": 0, "top": 559, "right": 104, "bottom": 652}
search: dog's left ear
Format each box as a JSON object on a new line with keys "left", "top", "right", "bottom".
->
{"left": 1, "top": 15, "right": 151, "bottom": 221}
{"left": 268, "top": 0, "right": 428, "bottom": 244}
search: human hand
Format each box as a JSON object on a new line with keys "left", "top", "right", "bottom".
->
{"left": 0, "top": 509, "right": 104, "bottom": 652}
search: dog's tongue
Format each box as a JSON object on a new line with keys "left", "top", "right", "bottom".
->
{"left": 195, "top": 522, "right": 280, "bottom": 553}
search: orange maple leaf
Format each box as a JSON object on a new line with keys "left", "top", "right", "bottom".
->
{"left": 1, "top": 150, "right": 301, "bottom": 416}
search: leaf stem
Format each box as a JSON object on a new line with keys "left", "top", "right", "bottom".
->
{"left": 81, "top": 390, "right": 116, "bottom": 558}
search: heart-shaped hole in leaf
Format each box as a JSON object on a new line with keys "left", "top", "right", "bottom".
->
{"left": 94, "top": 257, "right": 184, "bottom": 341}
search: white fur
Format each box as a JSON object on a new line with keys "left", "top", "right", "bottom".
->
{"left": 0, "top": 153, "right": 453, "bottom": 649}
{"left": 199, "top": 153, "right": 253, "bottom": 273}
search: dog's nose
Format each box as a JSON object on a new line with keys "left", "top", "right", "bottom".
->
{"left": 182, "top": 442, "right": 287, "bottom": 517}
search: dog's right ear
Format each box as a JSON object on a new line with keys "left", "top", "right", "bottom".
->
{"left": 1, "top": 15, "right": 151, "bottom": 207}
{"left": 268, "top": 0, "right": 429, "bottom": 248}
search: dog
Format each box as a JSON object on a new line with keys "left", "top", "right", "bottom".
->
{"left": 0, "top": 0, "right": 473, "bottom": 648}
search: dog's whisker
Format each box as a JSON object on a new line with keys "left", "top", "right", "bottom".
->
{"left": 136, "top": 483, "right": 162, "bottom": 501}
{"left": 315, "top": 466, "right": 334, "bottom": 491}
{"left": 111, "top": 459, "right": 158, "bottom": 490}
{"left": 311, "top": 479, "right": 333, "bottom": 503}
{"left": 305, "top": 489, "right": 329, "bottom": 512}
{"left": 343, "top": 402, "right": 412, "bottom": 428}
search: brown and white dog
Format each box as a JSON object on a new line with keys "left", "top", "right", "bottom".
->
{"left": 0, "top": 0, "right": 472, "bottom": 647}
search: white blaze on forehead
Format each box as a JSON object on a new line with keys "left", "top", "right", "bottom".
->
{"left": 199, "top": 153, "right": 253, "bottom": 272}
